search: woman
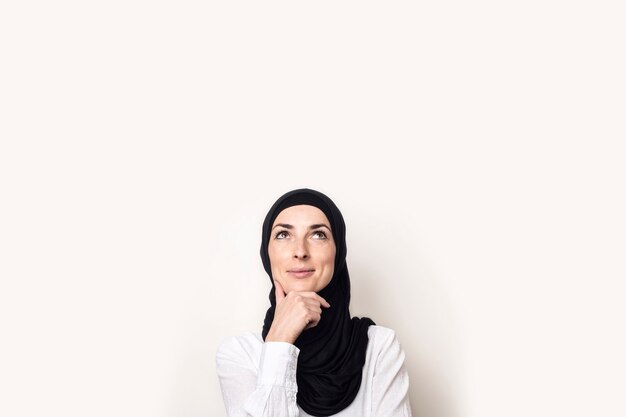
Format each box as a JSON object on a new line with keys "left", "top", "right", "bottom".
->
{"left": 216, "top": 188, "right": 412, "bottom": 416}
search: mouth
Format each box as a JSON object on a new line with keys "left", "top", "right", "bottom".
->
{"left": 288, "top": 268, "right": 315, "bottom": 278}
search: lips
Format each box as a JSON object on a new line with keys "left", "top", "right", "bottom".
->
{"left": 288, "top": 268, "right": 315, "bottom": 278}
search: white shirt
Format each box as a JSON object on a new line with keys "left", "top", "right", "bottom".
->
{"left": 216, "top": 325, "right": 412, "bottom": 417}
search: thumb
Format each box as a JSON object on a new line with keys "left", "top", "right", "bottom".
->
{"left": 274, "top": 280, "right": 286, "bottom": 304}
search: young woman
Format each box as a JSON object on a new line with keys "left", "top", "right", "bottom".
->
{"left": 217, "top": 188, "right": 412, "bottom": 416}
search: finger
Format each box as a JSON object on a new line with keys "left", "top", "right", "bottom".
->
{"left": 302, "top": 298, "right": 324, "bottom": 313}
{"left": 316, "top": 295, "right": 330, "bottom": 308}
{"left": 274, "top": 280, "right": 286, "bottom": 304}
{"left": 305, "top": 313, "right": 322, "bottom": 329}
{"left": 299, "top": 292, "right": 331, "bottom": 308}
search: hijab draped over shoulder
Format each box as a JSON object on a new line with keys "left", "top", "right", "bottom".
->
{"left": 260, "top": 188, "right": 375, "bottom": 417}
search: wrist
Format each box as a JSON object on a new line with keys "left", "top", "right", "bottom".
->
{"left": 265, "top": 329, "right": 296, "bottom": 344}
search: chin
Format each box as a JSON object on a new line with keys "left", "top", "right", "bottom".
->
{"left": 287, "top": 282, "right": 315, "bottom": 293}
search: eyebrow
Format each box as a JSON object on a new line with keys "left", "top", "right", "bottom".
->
{"left": 310, "top": 223, "right": 331, "bottom": 231}
{"left": 272, "top": 223, "right": 332, "bottom": 231}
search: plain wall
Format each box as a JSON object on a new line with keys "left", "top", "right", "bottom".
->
{"left": 1, "top": 2, "right": 625, "bottom": 417}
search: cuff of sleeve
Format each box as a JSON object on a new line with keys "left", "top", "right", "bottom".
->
{"left": 258, "top": 342, "right": 300, "bottom": 391}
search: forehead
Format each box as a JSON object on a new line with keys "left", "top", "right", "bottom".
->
{"left": 272, "top": 205, "right": 330, "bottom": 226}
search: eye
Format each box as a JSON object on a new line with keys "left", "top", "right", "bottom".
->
{"left": 274, "top": 230, "right": 289, "bottom": 239}
{"left": 311, "top": 230, "right": 328, "bottom": 240}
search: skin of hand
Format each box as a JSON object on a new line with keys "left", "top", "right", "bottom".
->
{"left": 265, "top": 279, "right": 331, "bottom": 344}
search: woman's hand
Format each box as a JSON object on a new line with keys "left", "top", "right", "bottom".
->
{"left": 265, "top": 280, "right": 330, "bottom": 344}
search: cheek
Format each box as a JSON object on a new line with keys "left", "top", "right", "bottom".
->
{"left": 268, "top": 244, "right": 280, "bottom": 262}
{"left": 322, "top": 248, "right": 336, "bottom": 270}
{"left": 268, "top": 244, "right": 287, "bottom": 272}
{"left": 267, "top": 245, "right": 285, "bottom": 263}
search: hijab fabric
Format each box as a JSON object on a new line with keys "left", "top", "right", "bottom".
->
{"left": 260, "top": 188, "right": 375, "bottom": 416}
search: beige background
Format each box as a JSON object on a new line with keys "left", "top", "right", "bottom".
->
{"left": 1, "top": 1, "right": 625, "bottom": 417}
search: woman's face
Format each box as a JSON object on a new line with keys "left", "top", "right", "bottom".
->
{"left": 268, "top": 205, "right": 336, "bottom": 294}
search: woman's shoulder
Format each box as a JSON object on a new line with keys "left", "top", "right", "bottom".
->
{"left": 366, "top": 325, "right": 406, "bottom": 359}
{"left": 367, "top": 324, "right": 398, "bottom": 342}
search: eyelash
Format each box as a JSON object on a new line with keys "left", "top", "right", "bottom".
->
{"left": 312, "top": 230, "right": 328, "bottom": 239}
{"left": 274, "top": 230, "right": 328, "bottom": 239}
{"left": 274, "top": 231, "right": 288, "bottom": 239}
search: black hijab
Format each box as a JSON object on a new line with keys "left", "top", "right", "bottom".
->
{"left": 260, "top": 188, "right": 375, "bottom": 416}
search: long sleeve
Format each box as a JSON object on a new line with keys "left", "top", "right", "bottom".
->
{"left": 216, "top": 334, "right": 300, "bottom": 417}
{"left": 370, "top": 330, "right": 413, "bottom": 417}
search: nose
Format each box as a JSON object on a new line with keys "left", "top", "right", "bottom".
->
{"left": 293, "top": 238, "right": 309, "bottom": 259}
